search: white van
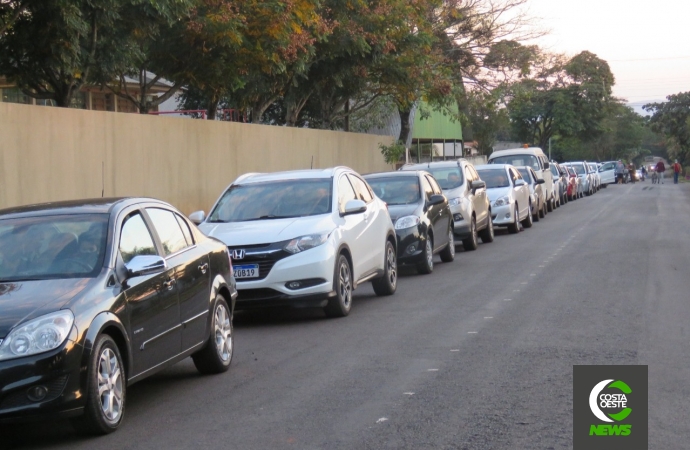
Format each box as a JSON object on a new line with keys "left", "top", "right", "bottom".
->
{"left": 488, "top": 147, "right": 555, "bottom": 212}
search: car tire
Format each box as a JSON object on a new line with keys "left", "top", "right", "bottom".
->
{"left": 533, "top": 201, "right": 540, "bottom": 222}
{"left": 539, "top": 202, "right": 546, "bottom": 218}
{"left": 71, "top": 335, "right": 126, "bottom": 435}
{"left": 192, "top": 295, "right": 233, "bottom": 374}
{"left": 440, "top": 228, "right": 455, "bottom": 262}
{"left": 547, "top": 197, "right": 554, "bottom": 212}
{"left": 462, "top": 216, "right": 478, "bottom": 251}
{"left": 372, "top": 240, "right": 397, "bottom": 296}
{"left": 479, "top": 216, "right": 494, "bottom": 243}
{"left": 508, "top": 205, "right": 520, "bottom": 234}
{"left": 325, "top": 254, "right": 353, "bottom": 317}
{"left": 522, "top": 202, "right": 533, "bottom": 228}
{"left": 417, "top": 233, "right": 434, "bottom": 274}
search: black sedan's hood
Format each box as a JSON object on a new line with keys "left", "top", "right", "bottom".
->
{"left": 0, "top": 279, "right": 91, "bottom": 338}
{"left": 387, "top": 203, "right": 422, "bottom": 222}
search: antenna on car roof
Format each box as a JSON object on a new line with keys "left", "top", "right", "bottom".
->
{"left": 311, "top": 156, "right": 313, "bottom": 169}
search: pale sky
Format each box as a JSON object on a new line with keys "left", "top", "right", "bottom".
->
{"left": 524, "top": 0, "right": 690, "bottom": 109}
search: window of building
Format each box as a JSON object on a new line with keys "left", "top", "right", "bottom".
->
{"left": 1, "top": 87, "right": 31, "bottom": 104}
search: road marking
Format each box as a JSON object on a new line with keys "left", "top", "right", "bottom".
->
{"left": 376, "top": 418, "right": 389, "bottom": 423}
{"left": 521, "top": 282, "right": 528, "bottom": 285}
{"left": 513, "top": 289, "right": 520, "bottom": 292}
{"left": 484, "top": 317, "right": 493, "bottom": 319}
{"left": 428, "top": 368, "right": 440, "bottom": 371}
{"left": 450, "top": 349, "right": 460, "bottom": 352}
{"left": 504, "top": 299, "right": 512, "bottom": 301}
{"left": 403, "top": 392, "right": 415, "bottom": 396}
{"left": 467, "top": 331, "right": 478, "bottom": 334}
{"left": 530, "top": 273, "right": 536, "bottom": 276}
{"left": 539, "top": 265, "right": 544, "bottom": 268}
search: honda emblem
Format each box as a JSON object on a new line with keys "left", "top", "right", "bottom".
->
{"left": 231, "top": 249, "right": 246, "bottom": 260}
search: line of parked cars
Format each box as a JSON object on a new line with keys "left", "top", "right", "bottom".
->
{"left": 0, "top": 146, "right": 607, "bottom": 434}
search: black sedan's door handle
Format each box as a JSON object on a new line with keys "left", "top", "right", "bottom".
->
{"left": 198, "top": 263, "right": 208, "bottom": 274}
{"left": 163, "top": 278, "right": 176, "bottom": 290}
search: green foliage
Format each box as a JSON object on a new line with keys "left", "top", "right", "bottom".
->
{"left": 379, "top": 141, "right": 406, "bottom": 165}
{"left": 644, "top": 92, "right": 690, "bottom": 165}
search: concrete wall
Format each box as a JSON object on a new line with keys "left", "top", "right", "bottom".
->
{"left": 0, "top": 102, "right": 394, "bottom": 214}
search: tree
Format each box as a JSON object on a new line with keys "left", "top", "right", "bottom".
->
{"left": 644, "top": 92, "right": 690, "bottom": 165}
{"left": 0, "top": 0, "right": 24, "bottom": 36}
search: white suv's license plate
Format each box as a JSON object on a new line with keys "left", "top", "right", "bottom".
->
{"left": 233, "top": 264, "right": 259, "bottom": 279}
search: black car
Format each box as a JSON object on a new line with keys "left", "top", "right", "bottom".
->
{"left": 364, "top": 171, "right": 454, "bottom": 274}
{"left": 0, "top": 198, "right": 237, "bottom": 434}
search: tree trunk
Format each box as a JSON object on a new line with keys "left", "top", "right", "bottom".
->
{"left": 398, "top": 108, "right": 412, "bottom": 145}
{"left": 206, "top": 95, "right": 220, "bottom": 120}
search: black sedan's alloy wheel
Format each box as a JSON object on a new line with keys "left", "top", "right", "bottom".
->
{"left": 325, "top": 254, "right": 353, "bottom": 317}
{"left": 192, "top": 295, "right": 233, "bottom": 374}
{"left": 440, "top": 228, "right": 455, "bottom": 262}
{"left": 72, "top": 335, "right": 126, "bottom": 435}
{"left": 372, "top": 240, "right": 397, "bottom": 296}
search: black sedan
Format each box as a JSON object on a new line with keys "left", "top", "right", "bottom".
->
{"left": 364, "top": 171, "right": 454, "bottom": 274}
{"left": 0, "top": 198, "right": 237, "bottom": 434}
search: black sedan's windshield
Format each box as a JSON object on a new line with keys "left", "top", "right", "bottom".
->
{"left": 477, "top": 169, "right": 511, "bottom": 188}
{"left": 208, "top": 179, "right": 332, "bottom": 222}
{"left": 367, "top": 177, "right": 421, "bottom": 205}
{"left": 0, "top": 214, "right": 108, "bottom": 282}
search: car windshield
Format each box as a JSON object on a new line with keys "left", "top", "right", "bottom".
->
{"left": 208, "top": 179, "right": 333, "bottom": 222}
{"left": 0, "top": 214, "right": 108, "bottom": 282}
{"left": 477, "top": 169, "right": 511, "bottom": 188}
{"left": 490, "top": 155, "right": 540, "bottom": 171}
{"left": 517, "top": 168, "right": 533, "bottom": 183}
{"left": 550, "top": 165, "right": 559, "bottom": 176}
{"left": 367, "top": 177, "right": 421, "bottom": 205}
{"left": 569, "top": 164, "right": 586, "bottom": 175}
{"left": 567, "top": 167, "right": 577, "bottom": 176}
{"left": 425, "top": 167, "right": 463, "bottom": 190}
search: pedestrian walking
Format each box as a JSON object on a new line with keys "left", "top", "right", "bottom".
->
{"left": 641, "top": 166, "right": 647, "bottom": 181}
{"left": 628, "top": 162, "right": 636, "bottom": 184}
{"left": 655, "top": 160, "right": 666, "bottom": 184}
{"left": 672, "top": 159, "right": 682, "bottom": 184}
{"left": 615, "top": 160, "right": 626, "bottom": 184}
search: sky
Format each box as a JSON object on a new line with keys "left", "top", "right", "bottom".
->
{"left": 523, "top": 0, "right": 690, "bottom": 112}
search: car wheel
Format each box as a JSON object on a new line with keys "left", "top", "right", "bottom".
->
{"left": 533, "top": 201, "right": 540, "bottom": 222}
{"left": 522, "top": 202, "right": 533, "bottom": 228}
{"left": 547, "top": 197, "right": 554, "bottom": 212}
{"left": 325, "top": 254, "right": 353, "bottom": 317}
{"left": 539, "top": 202, "right": 546, "bottom": 218}
{"left": 417, "top": 233, "right": 434, "bottom": 274}
{"left": 192, "top": 295, "right": 233, "bottom": 374}
{"left": 372, "top": 240, "right": 397, "bottom": 296}
{"left": 71, "top": 335, "right": 126, "bottom": 435}
{"left": 508, "top": 205, "right": 519, "bottom": 234}
{"left": 440, "top": 228, "right": 455, "bottom": 262}
{"left": 462, "top": 216, "right": 478, "bottom": 251}
{"left": 479, "top": 216, "right": 494, "bottom": 243}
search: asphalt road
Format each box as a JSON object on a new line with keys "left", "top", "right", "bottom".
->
{"left": 3, "top": 181, "right": 689, "bottom": 450}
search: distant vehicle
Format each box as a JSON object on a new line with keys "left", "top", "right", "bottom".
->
{"left": 191, "top": 167, "right": 397, "bottom": 318}
{"left": 565, "top": 165, "right": 581, "bottom": 200}
{"left": 400, "top": 159, "right": 493, "bottom": 250}
{"left": 550, "top": 162, "right": 566, "bottom": 207}
{"left": 365, "top": 171, "right": 454, "bottom": 274}
{"left": 0, "top": 198, "right": 237, "bottom": 433}
{"left": 475, "top": 164, "right": 532, "bottom": 233}
{"left": 488, "top": 147, "right": 555, "bottom": 212}
{"left": 516, "top": 166, "right": 547, "bottom": 222}
{"left": 598, "top": 161, "right": 617, "bottom": 186}
{"left": 562, "top": 162, "right": 593, "bottom": 196}
{"left": 588, "top": 162, "right": 601, "bottom": 192}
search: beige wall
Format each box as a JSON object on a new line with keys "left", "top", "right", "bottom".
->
{"left": 0, "top": 102, "right": 394, "bottom": 214}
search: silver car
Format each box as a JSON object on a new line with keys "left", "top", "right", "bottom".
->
{"left": 562, "top": 162, "right": 593, "bottom": 196}
{"left": 588, "top": 162, "right": 601, "bottom": 191}
{"left": 475, "top": 164, "right": 533, "bottom": 234}
{"left": 401, "top": 159, "right": 493, "bottom": 250}
{"left": 516, "top": 166, "right": 547, "bottom": 221}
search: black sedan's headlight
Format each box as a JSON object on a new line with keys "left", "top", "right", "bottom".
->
{"left": 0, "top": 311, "right": 74, "bottom": 361}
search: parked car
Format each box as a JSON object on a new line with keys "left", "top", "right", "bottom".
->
{"left": 488, "top": 147, "right": 555, "bottom": 212}
{"left": 562, "top": 162, "right": 593, "bottom": 196}
{"left": 588, "top": 162, "right": 601, "bottom": 192}
{"left": 400, "top": 159, "right": 493, "bottom": 250}
{"left": 190, "top": 167, "right": 397, "bottom": 318}
{"left": 364, "top": 171, "right": 454, "bottom": 274}
{"left": 556, "top": 163, "right": 570, "bottom": 205}
{"left": 0, "top": 198, "right": 237, "bottom": 433}
{"left": 549, "top": 162, "right": 565, "bottom": 207}
{"left": 598, "top": 161, "right": 616, "bottom": 186}
{"left": 565, "top": 165, "right": 581, "bottom": 200}
{"left": 516, "top": 166, "right": 547, "bottom": 221}
{"left": 475, "top": 164, "right": 532, "bottom": 233}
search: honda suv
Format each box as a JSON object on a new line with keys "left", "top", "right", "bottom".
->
{"left": 400, "top": 160, "right": 493, "bottom": 250}
{"left": 190, "top": 167, "right": 397, "bottom": 318}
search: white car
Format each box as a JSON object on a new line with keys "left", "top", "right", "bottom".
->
{"left": 488, "top": 147, "right": 555, "bottom": 212}
{"left": 190, "top": 167, "right": 398, "bottom": 317}
{"left": 516, "top": 166, "right": 547, "bottom": 221}
{"left": 475, "top": 164, "right": 532, "bottom": 233}
{"left": 598, "top": 161, "right": 616, "bottom": 186}
{"left": 587, "top": 162, "right": 601, "bottom": 191}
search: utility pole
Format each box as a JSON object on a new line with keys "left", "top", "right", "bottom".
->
{"left": 548, "top": 137, "right": 552, "bottom": 161}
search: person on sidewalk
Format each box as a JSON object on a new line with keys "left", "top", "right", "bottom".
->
{"left": 655, "top": 160, "right": 666, "bottom": 184}
{"left": 615, "top": 160, "right": 626, "bottom": 184}
{"left": 628, "top": 162, "right": 636, "bottom": 184}
{"left": 672, "top": 159, "right": 683, "bottom": 184}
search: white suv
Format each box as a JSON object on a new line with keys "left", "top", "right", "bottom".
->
{"left": 190, "top": 167, "right": 397, "bottom": 317}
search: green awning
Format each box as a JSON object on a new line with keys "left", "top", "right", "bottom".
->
{"left": 412, "top": 101, "right": 463, "bottom": 141}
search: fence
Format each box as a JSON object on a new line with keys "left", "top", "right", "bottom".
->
{"left": 0, "top": 102, "right": 394, "bottom": 214}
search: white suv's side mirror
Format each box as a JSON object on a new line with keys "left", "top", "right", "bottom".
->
{"left": 342, "top": 199, "right": 367, "bottom": 216}
{"left": 189, "top": 211, "right": 206, "bottom": 224}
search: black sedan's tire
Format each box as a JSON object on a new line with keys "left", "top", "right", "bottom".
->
{"left": 72, "top": 335, "right": 126, "bottom": 435}
{"left": 479, "top": 216, "right": 495, "bottom": 243}
{"left": 325, "top": 254, "right": 353, "bottom": 317}
{"left": 372, "top": 240, "right": 397, "bottom": 296}
{"left": 417, "top": 233, "right": 434, "bottom": 274}
{"left": 440, "top": 228, "right": 455, "bottom": 262}
{"left": 462, "top": 217, "right": 479, "bottom": 251}
{"left": 192, "top": 295, "right": 233, "bottom": 374}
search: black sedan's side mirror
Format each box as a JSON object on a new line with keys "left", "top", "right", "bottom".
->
{"left": 428, "top": 194, "right": 445, "bottom": 206}
{"left": 125, "top": 255, "right": 167, "bottom": 278}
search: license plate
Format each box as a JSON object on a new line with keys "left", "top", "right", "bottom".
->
{"left": 233, "top": 264, "right": 259, "bottom": 279}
